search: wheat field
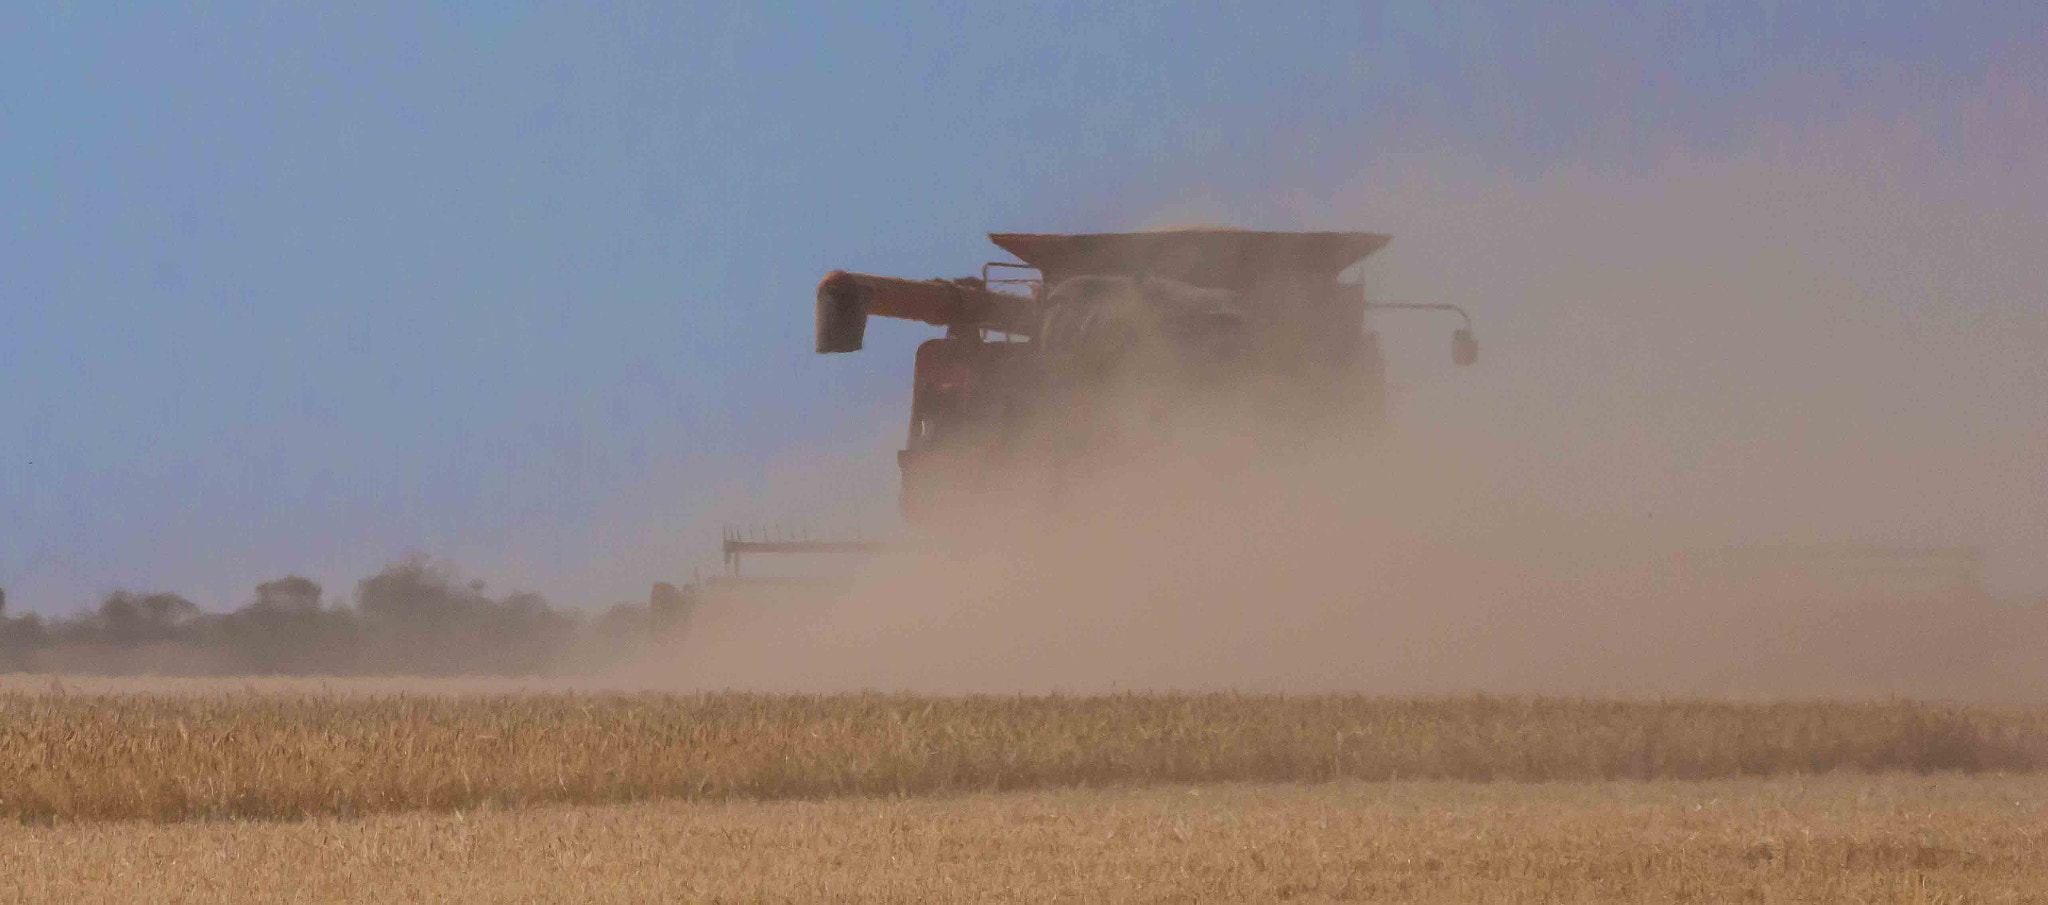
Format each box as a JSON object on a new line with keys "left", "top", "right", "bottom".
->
{"left": 6, "top": 776, "right": 2047, "bottom": 903}
{"left": 8, "top": 682, "right": 2048, "bottom": 902}
{"left": 4, "top": 680, "right": 2043, "bottom": 824}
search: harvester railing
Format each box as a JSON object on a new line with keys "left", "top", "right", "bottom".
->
{"left": 720, "top": 525, "right": 889, "bottom": 574}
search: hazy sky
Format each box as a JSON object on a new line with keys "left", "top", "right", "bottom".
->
{"left": 4, "top": 3, "right": 2043, "bottom": 612}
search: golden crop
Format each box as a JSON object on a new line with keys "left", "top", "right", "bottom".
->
{"left": 3, "top": 689, "right": 2042, "bottom": 824}
{"left": 12, "top": 777, "right": 2048, "bottom": 904}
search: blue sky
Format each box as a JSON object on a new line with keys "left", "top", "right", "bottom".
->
{"left": 4, "top": 3, "right": 2044, "bottom": 611}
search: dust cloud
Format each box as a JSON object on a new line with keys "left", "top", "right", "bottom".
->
{"left": 626, "top": 74, "right": 2045, "bottom": 700}
{"left": 649, "top": 421, "right": 2040, "bottom": 699}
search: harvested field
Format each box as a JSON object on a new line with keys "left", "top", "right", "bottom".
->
{"left": 5, "top": 776, "right": 2047, "bottom": 903}
{"left": 3, "top": 684, "right": 2044, "bottom": 824}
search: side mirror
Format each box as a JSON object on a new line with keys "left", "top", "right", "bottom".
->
{"left": 1452, "top": 328, "right": 1478, "bottom": 366}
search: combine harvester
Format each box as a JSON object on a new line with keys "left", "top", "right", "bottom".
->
{"left": 658, "top": 228, "right": 1477, "bottom": 605}
{"left": 814, "top": 229, "right": 1476, "bottom": 519}
{"left": 647, "top": 229, "right": 1999, "bottom": 692}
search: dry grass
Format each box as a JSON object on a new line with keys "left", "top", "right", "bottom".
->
{"left": 5, "top": 775, "right": 2047, "bottom": 903}
{"left": 4, "top": 683, "right": 2044, "bottom": 824}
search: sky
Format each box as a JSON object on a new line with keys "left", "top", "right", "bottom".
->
{"left": 3, "top": 2, "right": 2044, "bottom": 613}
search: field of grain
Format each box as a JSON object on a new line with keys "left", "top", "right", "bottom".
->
{"left": 4, "top": 679, "right": 2044, "bottom": 824}
{"left": 6, "top": 775, "right": 2047, "bottom": 903}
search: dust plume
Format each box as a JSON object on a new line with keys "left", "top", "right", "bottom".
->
{"left": 649, "top": 419, "right": 2037, "bottom": 698}
{"left": 628, "top": 72, "right": 2045, "bottom": 699}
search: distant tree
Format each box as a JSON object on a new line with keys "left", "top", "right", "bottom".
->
{"left": 5, "top": 560, "right": 590, "bottom": 677}
{"left": 587, "top": 601, "right": 654, "bottom": 657}
{"left": 0, "top": 589, "right": 45, "bottom": 670}
{"left": 358, "top": 556, "right": 472, "bottom": 627}
{"left": 214, "top": 575, "right": 359, "bottom": 675}
{"left": 356, "top": 555, "right": 574, "bottom": 675}
{"left": 251, "top": 576, "right": 323, "bottom": 614}
{"left": 91, "top": 591, "right": 200, "bottom": 646}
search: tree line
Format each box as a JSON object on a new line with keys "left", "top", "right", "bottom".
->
{"left": 0, "top": 556, "right": 692, "bottom": 675}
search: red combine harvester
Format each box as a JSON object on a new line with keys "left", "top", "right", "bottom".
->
{"left": 653, "top": 228, "right": 1476, "bottom": 610}
{"left": 650, "top": 229, "right": 1989, "bottom": 662}
{"left": 815, "top": 229, "right": 1476, "bottom": 520}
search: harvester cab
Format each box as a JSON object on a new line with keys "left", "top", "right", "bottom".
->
{"left": 815, "top": 229, "right": 1476, "bottom": 521}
